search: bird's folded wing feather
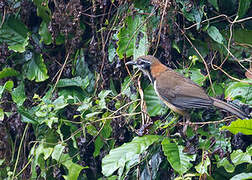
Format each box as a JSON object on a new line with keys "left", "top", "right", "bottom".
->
{"left": 156, "top": 69, "right": 213, "bottom": 109}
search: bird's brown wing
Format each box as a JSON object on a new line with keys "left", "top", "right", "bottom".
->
{"left": 155, "top": 69, "right": 213, "bottom": 110}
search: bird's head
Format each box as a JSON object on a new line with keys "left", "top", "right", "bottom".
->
{"left": 126, "top": 55, "right": 158, "bottom": 70}
{"left": 126, "top": 55, "right": 164, "bottom": 83}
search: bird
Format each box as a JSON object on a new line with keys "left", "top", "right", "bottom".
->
{"left": 126, "top": 55, "right": 248, "bottom": 119}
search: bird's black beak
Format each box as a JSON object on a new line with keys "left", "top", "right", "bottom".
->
{"left": 125, "top": 60, "right": 137, "bottom": 66}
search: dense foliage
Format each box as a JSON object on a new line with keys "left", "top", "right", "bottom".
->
{"left": 0, "top": 0, "right": 252, "bottom": 179}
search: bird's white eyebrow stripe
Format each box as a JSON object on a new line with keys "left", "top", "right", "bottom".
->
{"left": 138, "top": 59, "right": 151, "bottom": 64}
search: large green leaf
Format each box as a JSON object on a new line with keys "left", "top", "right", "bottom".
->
{"left": 161, "top": 138, "right": 196, "bottom": 175}
{"left": 177, "top": 0, "right": 203, "bottom": 29}
{"left": 144, "top": 84, "right": 168, "bottom": 116}
{"left": 39, "top": 21, "right": 52, "bottom": 45}
{"left": 225, "top": 80, "right": 252, "bottom": 104}
{"left": 57, "top": 76, "right": 89, "bottom": 90}
{"left": 102, "top": 135, "right": 162, "bottom": 177}
{"left": 207, "top": 26, "right": 224, "bottom": 44}
{"left": 18, "top": 106, "right": 37, "bottom": 124}
{"left": 220, "top": 119, "right": 252, "bottom": 135}
{"left": 0, "top": 80, "right": 14, "bottom": 99}
{"left": 230, "top": 173, "right": 252, "bottom": 180}
{"left": 217, "top": 149, "right": 252, "bottom": 173}
{"left": 11, "top": 82, "right": 26, "bottom": 106}
{"left": 74, "top": 49, "right": 95, "bottom": 93}
{"left": 208, "top": 0, "right": 219, "bottom": 11}
{"left": 177, "top": 69, "right": 207, "bottom": 86}
{"left": 26, "top": 53, "right": 49, "bottom": 82}
{"left": 33, "top": 0, "right": 52, "bottom": 23}
{"left": 195, "top": 155, "right": 210, "bottom": 175}
{"left": 0, "top": 16, "right": 29, "bottom": 52}
{"left": 237, "top": 0, "right": 251, "bottom": 19}
{"left": 0, "top": 68, "right": 20, "bottom": 79}
{"left": 117, "top": 15, "right": 149, "bottom": 59}
{"left": 60, "top": 154, "right": 86, "bottom": 180}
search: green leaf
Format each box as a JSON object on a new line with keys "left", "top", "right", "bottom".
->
{"left": 208, "top": 0, "right": 219, "bottom": 11}
{"left": 57, "top": 76, "right": 89, "bottom": 90}
{"left": 225, "top": 80, "right": 252, "bottom": 104}
{"left": 178, "top": 0, "right": 203, "bottom": 29}
{"left": 220, "top": 119, "right": 252, "bottom": 135}
{"left": 12, "top": 82, "right": 26, "bottom": 106}
{"left": 144, "top": 84, "right": 168, "bottom": 116}
{"left": 0, "top": 68, "right": 20, "bottom": 79}
{"left": 52, "top": 96, "right": 68, "bottom": 111}
{"left": 0, "top": 16, "right": 29, "bottom": 52}
{"left": 0, "top": 80, "right": 14, "bottom": 99}
{"left": 177, "top": 69, "right": 207, "bottom": 86}
{"left": 98, "top": 90, "right": 111, "bottom": 109}
{"left": 18, "top": 106, "right": 37, "bottom": 124}
{"left": 207, "top": 26, "right": 224, "bottom": 44}
{"left": 93, "top": 136, "right": 104, "bottom": 158}
{"left": 195, "top": 155, "right": 210, "bottom": 175}
{"left": 161, "top": 138, "right": 196, "bottom": 175}
{"left": 39, "top": 21, "right": 52, "bottom": 45}
{"left": 4, "top": 80, "right": 14, "bottom": 92}
{"left": 94, "top": 119, "right": 112, "bottom": 157}
{"left": 217, "top": 149, "right": 252, "bottom": 173}
{"left": 237, "top": 0, "right": 251, "bottom": 19}
{"left": 230, "top": 173, "right": 252, "bottom": 180}
{"left": 117, "top": 15, "right": 149, "bottom": 59}
{"left": 33, "top": 0, "right": 52, "bottom": 23}
{"left": 26, "top": 53, "right": 49, "bottom": 82}
{"left": 230, "top": 29, "right": 252, "bottom": 45}
{"left": 102, "top": 135, "right": 162, "bottom": 177}
{"left": 0, "top": 108, "right": 4, "bottom": 121}
{"left": 52, "top": 144, "right": 65, "bottom": 161}
{"left": 74, "top": 49, "right": 95, "bottom": 93}
{"left": 60, "top": 154, "right": 86, "bottom": 180}
{"left": 108, "top": 43, "right": 117, "bottom": 62}
{"left": 247, "top": 145, "right": 252, "bottom": 155}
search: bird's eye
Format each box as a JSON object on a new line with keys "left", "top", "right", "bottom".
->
{"left": 137, "top": 59, "right": 150, "bottom": 69}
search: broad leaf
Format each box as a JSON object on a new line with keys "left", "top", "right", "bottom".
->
{"left": 0, "top": 80, "right": 14, "bottom": 99}
{"left": 230, "top": 173, "right": 252, "bottom": 180}
{"left": 195, "top": 155, "right": 210, "bottom": 175}
{"left": 18, "top": 106, "right": 37, "bottom": 124}
{"left": 177, "top": 0, "right": 203, "bottom": 29}
{"left": 117, "top": 15, "right": 149, "bottom": 59}
{"left": 12, "top": 82, "right": 26, "bottom": 106}
{"left": 39, "top": 21, "right": 52, "bottom": 45}
{"left": 237, "top": 0, "right": 251, "bottom": 19}
{"left": 144, "top": 84, "right": 168, "bottom": 116}
{"left": 217, "top": 149, "right": 252, "bottom": 173}
{"left": 60, "top": 153, "right": 86, "bottom": 180}
{"left": 52, "top": 144, "right": 65, "bottom": 161}
{"left": 177, "top": 69, "right": 207, "bottom": 86}
{"left": 220, "top": 119, "right": 252, "bottom": 135}
{"left": 0, "top": 16, "right": 29, "bottom": 52}
{"left": 0, "top": 68, "right": 20, "bottom": 79}
{"left": 161, "top": 138, "right": 196, "bottom": 175}
{"left": 57, "top": 76, "right": 89, "bottom": 90}
{"left": 208, "top": 0, "right": 219, "bottom": 11}
{"left": 33, "top": 0, "right": 52, "bottom": 23}
{"left": 225, "top": 80, "right": 252, "bottom": 104}
{"left": 102, "top": 135, "right": 161, "bottom": 177}
{"left": 26, "top": 53, "right": 49, "bottom": 82}
{"left": 207, "top": 26, "right": 224, "bottom": 44}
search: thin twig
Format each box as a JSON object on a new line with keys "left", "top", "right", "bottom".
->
{"left": 12, "top": 124, "right": 29, "bottom": 180}
{"left": 52, "top": 52, "right": 70, "bottom": 92}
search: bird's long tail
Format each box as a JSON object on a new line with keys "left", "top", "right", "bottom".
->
{"left": 211, "top": 97, "right": 248, "bottom": 119}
